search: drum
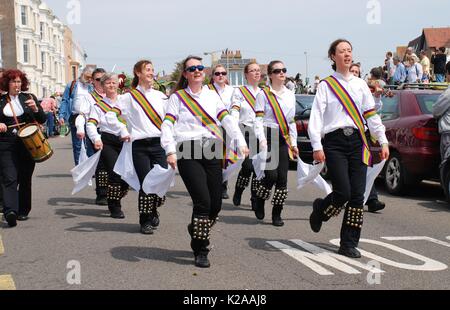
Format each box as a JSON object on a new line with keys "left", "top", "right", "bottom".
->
{"left": 18, "top": 124, "right": 53, "bottom": 163}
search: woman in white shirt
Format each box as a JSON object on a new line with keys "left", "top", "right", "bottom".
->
{"left": 0, "top": 69, "right": 47, "bottom": 227}
{"left": 86, "top": 73, "right": 129, "bottom": 220}
{"left": 207, "top": 64, "right": 235, "bottom": 199}
{"left": 308, "top": 39, "right": 389, "bottom": 258}
{"left": 161, "top": 56, "right": 248, "bottom": 268}
{"left": 253, "top": 60, "right": 299, "bottom": 227}
{"left": 230, "top": 61, "right": 262, "bottom": 209}
{"left": 405, "top": 56, "right": 423, "bottom": 83}
{"left": 108, "top": 60, "right": 168, "bottom": 235}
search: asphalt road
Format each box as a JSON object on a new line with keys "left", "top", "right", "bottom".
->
{"left": 1, "top": 136, "right": 449, "bottom": 290}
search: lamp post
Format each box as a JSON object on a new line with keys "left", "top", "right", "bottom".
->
{"left": 203, "top": 50, "right": 221, "bottom": 67}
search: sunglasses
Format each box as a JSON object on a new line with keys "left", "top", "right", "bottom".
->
{"left": 185, "top": 65, "right": 205, "bottom": 73}
{"left": 271, "top": 68, "right": 287, "bottom": 75}
{"left": 214, "top": 72, "right": 227, "bottom": 77}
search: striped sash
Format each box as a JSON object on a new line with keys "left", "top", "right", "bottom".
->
{"left": 90, "top": 90, "right": 103, "bottom": 104}
{"left": 129, "top": 89, "right": 163, "bottom": 130}
{"left": 262, "top": 88, "right": 294, "bottom": 160}
{"left": 323, "top": 75, "right": 375, "bottom": 166}
{"left": 175, "top": 89, "right": 239, "bottom": 165}
{"left": 238, "top": 86, "right": 256, "bottom": 113}
{"left": 96, "top": 99, "right": 126, "bottom": 125}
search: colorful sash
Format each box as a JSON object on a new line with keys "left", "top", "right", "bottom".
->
{"left": 90, "top": 90, "right": 103, "bottom": 104}
{"left": 175, "top": 89, "right": 239, "bottom": 165}
{"left": 323, "top": 75, "right": 375, "bottom": 166}
{"left": 238, "top": 86, "right": 256, "bottom": 113}
{"left": 129, "top": 89, "right": 163, "bottom": 130}
{"left": 96, "top": 99, "right": 126, "bottom": 125}
{"left": 262, "top": 88, "right": 294, "bottom": 160}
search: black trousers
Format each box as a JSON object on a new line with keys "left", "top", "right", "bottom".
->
{"left": 132, "top": 138, "right": 167, "bottom": 186}
{"left": 100, "top": 133, "right": 126, "bottom": 185}
{"left": 0, "top": 138, "right": 35, "bottom": 216}
{"left": 263, "top": 128, "right": 289, "bottom": 190}
{"left": 321, "top": 129, "right": 368, "bottom": 249}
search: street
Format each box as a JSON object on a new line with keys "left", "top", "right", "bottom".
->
{"left": 1, "top": 136, "right": 450, "bottom": 290}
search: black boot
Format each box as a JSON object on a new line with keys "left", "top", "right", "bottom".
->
{"left": 272, "top": 206, "right": 284, "bottom": 227}
{"left": 254, "top": 198, "right": 265, "bottom": 220}
{"left": 140, "top": 214, "right": 154, "bottom": 235}
{"left": 309, "top": 199, "right": 324, "bottom": 233}
{"left": 195, "top": 252, "right": 211, "bottom": 268}
{"left": 5, "top": 211, "right": 17, "bottom": 228}
{"left": 233, "top": 188, "right": 244, "bottom": 207}
{"left": 222, "top": 181, "right": 229, "bottom": 199}
{"left": 191, "top": 216, "right": 212, "bottom": 268}
{"left": 367, "top": 200, "right": 386, "bottom": 213}
{"left": 96, "top": 170, "right": 108, "bottom": 206}
{"left": 109, "top": 201, "right": 125, "bottom": 219}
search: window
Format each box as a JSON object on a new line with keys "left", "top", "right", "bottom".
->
{"left": 379, "top": 94, "right": 400, "bottom": 121}
{"left": 40, "top": 22, "right": 44, "bottom": 40}
{"left": 416, "top": 94, "right": 441, "bottom": 115}
{"left": 21, "top": 6, "right": 27, "bottom": 26}
{"left": 23, "top": 39, "right": 30, "bottom": 63}
{"left": 41, "top": 52, "right": 46, "bottom": 72}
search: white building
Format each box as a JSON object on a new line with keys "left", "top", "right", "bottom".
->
{"left": 0, "top": 0, "right": 85, "bottom": 98}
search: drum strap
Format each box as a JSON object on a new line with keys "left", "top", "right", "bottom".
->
{"left": 6, "top": 95, "right": 21, "bottom": 128}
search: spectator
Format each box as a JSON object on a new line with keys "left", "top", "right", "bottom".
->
{"left": 312, "top": 75, "right": 320, "bottom": 94}
{"left": 385, "top": 52, "right": 395, "bottom": 84}
{"left": 285, "top": 77, "right": 296, "bottom": 92}
{"left": 370, "top": 67, "right": 386, "bottom": 88}
{"left": 420, "top": 50, "right": 431, "bottom": 83}
{"left": 405, "top": 56, "right": 423, "bottom": 83}
{"left": 392, "top": 56, "right": 406, "bottom": 84}
{"left": 431, "top": 47, "right": 447, "bottom": 83}
{"left": 404, "top": 47, "right": 418, "bottom": 62}
{"left": 40, "top": 96, "right": 58, "bottom": 137}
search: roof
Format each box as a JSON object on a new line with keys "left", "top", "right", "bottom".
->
{"left": 423, "top": 27, "right": 450, "bottom": 48}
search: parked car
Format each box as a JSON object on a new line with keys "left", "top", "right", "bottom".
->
{"left": 380, "top": 89, "right": 443, "bottom": 195}
{"left": 294, "top": 94, "right": 315, "bottom": 164}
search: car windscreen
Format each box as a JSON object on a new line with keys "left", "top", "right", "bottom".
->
{"left": 379, "top": 94, "right": 400, "bottom": 121}
{"left": 416, "top": 94, "right": 441, "bottom": 115}
{"left": 296, "top": 96, "right": 315, "bottom": 109}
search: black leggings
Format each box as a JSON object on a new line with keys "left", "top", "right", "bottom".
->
{"left": 100, "top": 133, "right": 125, "bottom": 184}
{"left": 132, "top": 138, "right": 167, "bottom": 187}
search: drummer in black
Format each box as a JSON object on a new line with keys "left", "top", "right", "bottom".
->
{"left": 0, "top": 69, "right": 46, "bottom": 227}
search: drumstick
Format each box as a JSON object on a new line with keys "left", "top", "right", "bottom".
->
{"left": 8, "top": 123, "right": 26, "bottom": 128}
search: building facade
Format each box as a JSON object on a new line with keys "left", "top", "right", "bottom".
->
{"left": 64, "top": 25, "right": 87, "bottom": 83}
{"left": 0, "top": 0, "right": 85, "bottom": 97}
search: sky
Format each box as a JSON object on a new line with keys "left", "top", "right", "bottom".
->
{"left": 45, "top": 0, "right": 450, "bottom": 82}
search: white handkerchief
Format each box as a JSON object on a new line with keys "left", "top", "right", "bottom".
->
{"left": 114, "top": 141, "right": 141, "bottom": 192}
{"left": 252, "top": 151, "right": 268, "bottom": 181}
{"left": 297, "top": 159, "right": 332, "bottom": 195}
{"left": 364, "top": 160, "right": 387, "bottom": 204}
{"left": 223, "top": 158, "right": 245, "bottom": 182}
{"left": 142, "top": 165, "right": 176, "bottom": 198}
{"left": 71, "top": 150, "right": 101, "bottom": 195}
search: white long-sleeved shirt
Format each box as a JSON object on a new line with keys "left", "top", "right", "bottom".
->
{"left": 72, "top": 81, "right": 91, "bottom": 114}
{"left": 205, "top": 83, "right": 234, "bottom": 110}
{"left": 3, "top": 95, "right": 25, "bottom": 117}
{"left": 230, "top": 86, "right": 262, "bottom": 127}
{"left": 254, "top": 85, "right": 298, "bottom": 148}
{"left": 75, "top": 90, "right": 105, "bottom": 134}
{"left": 308, "top": 72, "right": 388, "bottom": 152}
{"left": 86, "top": 96, "right": 128, "bottom": 143}
{"left": 110, "top": 86, "right": 168, "bottom": 141}
{"left": 161, "top": 87, "right": 247, "bottom": 155}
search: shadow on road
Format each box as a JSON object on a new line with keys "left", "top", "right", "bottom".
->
{"left": 247, "top": 237, "right": 340, "bottom": 253}
{"left": 110, "top": 246, "right": 193, "bottom": 266}
{"left": 48, "top": 197, "right": 96, "bottom": 207}
{"left": 37, "top": 174, "right": 72, "bottom": 179}
{"left": 66, "top": 222, "right": 139, "bottom": 234}
{"left": 166, "top": 191, "right": 190, "bottom": 199}
{"left": 55, "top": 208, "right": 110, "bottom": 219}
{"left": 417, "top": 201, "right": 450, "bottom": 213}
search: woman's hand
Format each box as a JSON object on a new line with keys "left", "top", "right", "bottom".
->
{"left": 77, "top": 132, "right": 85, "bottom": 140}
{"left": 313, "top": 150, "right": 326, "bottom": 163}
{"left": 0, "top": 123, "right": 7, "bottom": 133}
{"left": 292, "top": 146, "right": 299, "bottom": 159}
{"left": 259, "top": 139, "right": 268, "bottom": 151}
{"left": 167, "top": 154, "right": 177, "bottom": 170}
{"left": 94, "top": 140, "right": 103, "bottom": 151}
{"left": 381, "top": 144, "right": 390, "bottom": 161}
{"left": 239, "top": 146, "right": 250, "bottom": 158}
{"left": 25, "top": 98, "right": 39, "bottom": 113}
{"left": 120, "top": 135, "right": 131, "bottom": 142}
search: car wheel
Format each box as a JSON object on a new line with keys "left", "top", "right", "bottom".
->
{"left": 384, "top": 153, "right": 407, "bottom": 195}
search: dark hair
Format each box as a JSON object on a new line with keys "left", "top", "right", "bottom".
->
{"left": 328, "top": 39, "right": 353, "bottom": 71}
{"left": 50, "top": 95, "right": 56, "bottom": 99}
{"left": 267, "top": 60, "right": 284, "bottom": 84}
{"left": 132, "top": 60, "right": 153, "bottom": 88}
{"left": 172, "top": 55, "right": 203, "bottom": 94}
{"left": 439, "top": 47, "right": 446, "bottom": 53}
{"left": 0, "top": 69, "right": 30, "bottom": 92}
{"left": 370, "top": 67, "right": 383, "bottom": 80}
{"left": 92, "top": 68, "right": 106, "bottom": 78}
{"left": 386, "top": 51, "right": 393, "bottom": 57}
{"left": 350, "top": 63, "right": 361, "bottom": 78}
